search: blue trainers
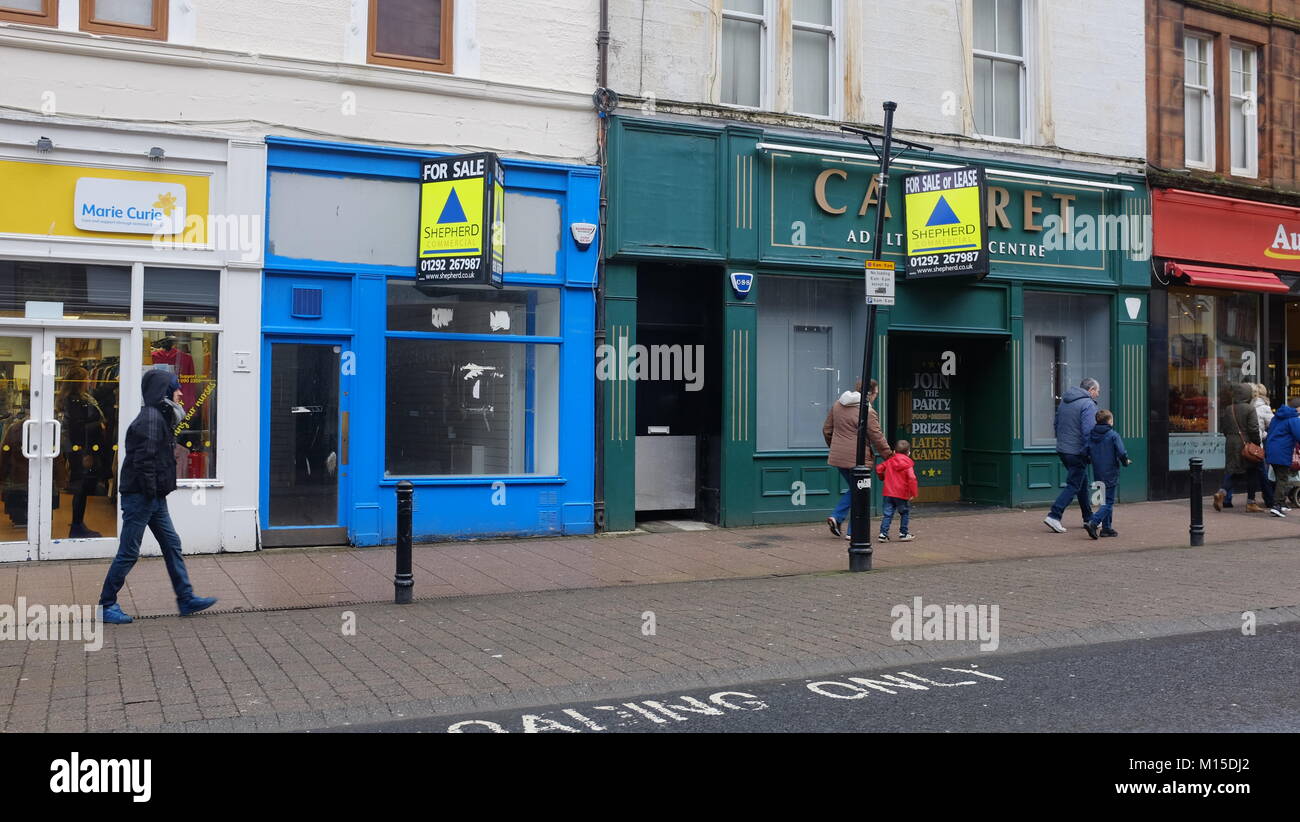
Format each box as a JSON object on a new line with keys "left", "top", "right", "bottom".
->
{"left": 178, "top": 596, "right": 218, "bottom": 616}
{"left": 101, "top": 604, "right": 133, "bottom": 624}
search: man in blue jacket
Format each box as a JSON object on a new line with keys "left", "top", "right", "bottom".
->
{"left": 1264, "top": 397, "right": 1300, "bottom": 518}
{"left": 98, "top": 369, "right": 218, "bottom": 624}
{"left": 1044, "top": 377, "right": 1101, "bottom": 533}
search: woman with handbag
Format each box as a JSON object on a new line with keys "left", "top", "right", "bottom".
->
{"left": 1214, "top": 383, "right": 1264, "bottom": 512}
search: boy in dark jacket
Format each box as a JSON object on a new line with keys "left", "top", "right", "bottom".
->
{"left": 1084, "top": 409, "right": 1131, "bottom": 539}
{"left": 874, "top": 440, "right": 919, "bottom": 542}
{"left": 1263, "top": 397, "right": 1300, "bottom": 517}
{"left": 97, "top": 369, "right": 217, "bottom": 624}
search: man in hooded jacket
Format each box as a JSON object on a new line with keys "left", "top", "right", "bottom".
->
{"left": 98, "top": 369, "right": 217, "bottom": 624}
{"left": 1043, "top": 378, "right": 1100, "bottom": 533}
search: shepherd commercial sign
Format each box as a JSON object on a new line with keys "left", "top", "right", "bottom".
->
{"left": 902, "top": 167, "right": 988, "bottom": 279}
{"left": 417, "top": 153, "right": 504, "bottom": 288}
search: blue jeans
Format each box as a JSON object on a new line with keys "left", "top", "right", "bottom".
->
{"left": 880, "top": 496, "right": 910, "bottom": 536}
{"left": 1088, "top": 481, "right": 1117, "bottom": 530}
{"left": 831, "top": 467, "right": 854, "bottom": 523}
{"left": 1049, "top": 453, "right": 1094, "bottom": 522}
{"left": 1224, "top": 462, "right": 1274, "bottom": 507}
{"left": 99, "top": 493, "right": 194, "bottom": 608}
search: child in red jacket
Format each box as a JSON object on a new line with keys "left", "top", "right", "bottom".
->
{"left": 875, "top": 440, "right": 919, "bottom": 542}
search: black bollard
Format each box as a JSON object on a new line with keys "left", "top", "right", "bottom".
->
{"left": 395, "top": 480, "right": 414, "bottom": 603}
{"left": 1189, "top": 458, "right": 1204, "bottom": 547}
{"left": 848, "top": 465, "right": 874, "bottom": 572}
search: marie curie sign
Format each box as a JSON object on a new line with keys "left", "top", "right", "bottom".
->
{"left": 74, "top": 177, "right": 187, "bottom": 235}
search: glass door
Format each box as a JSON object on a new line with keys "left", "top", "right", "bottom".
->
{"left": 0, "top": 333, "right": 39, "bottom": 562}
{"left": 38, "top": 332, "right": 124, "bottom": 560}
{"left": 264, "top": 341, "right": 346, "bottom": 545}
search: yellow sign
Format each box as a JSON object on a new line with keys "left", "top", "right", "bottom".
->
{"left": 902, "top": 166, "right": 988, "bottom": 279}
{"left": 419, "top": 177, "right": 484, "bottom": 259}
{"left": 0, "top": 160, "right": 210, "bottom": 242}
{"left": 864, "top": 259, "right": 896, "bottom": 271}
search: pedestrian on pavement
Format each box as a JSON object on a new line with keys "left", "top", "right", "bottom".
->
{"left": 1263, "top": 396, "right": 1300, "bottom": 518}
{"left": 1214, "top": 382, "right": 1264, "bottom": 513}
{"left": 1220, "top": 382, "right": 1275, "bottom": 509}
{"left": 824, "top": 378, "right": 893, "bottom": 539}
{"left": 1083, "top": 409, "right": 1131, "bottom": 540}
{"left": 1043, "top": 377, "right": 1100, "bottom": 533}
{"left": 875, "top": 439, "right": 918, "bottom": 542}
{"left": 98, "top": 369, "right": 218, "bottom": 624}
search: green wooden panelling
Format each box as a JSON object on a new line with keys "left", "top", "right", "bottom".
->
{"left": 888, "top": 282, "right": 1009, "bottom": 334}
{"left": 720, "top": 269, "right": 758, "bottom": 527}
{"left": 609, "top": 121, "right": 725, "bottom": 258}
{"left": 602, "top": 263, "right": 637, "bottom": 531}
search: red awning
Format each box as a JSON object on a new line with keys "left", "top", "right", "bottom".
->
{"left": 1165, "top": 262, "right": 1291, "bottom": 294}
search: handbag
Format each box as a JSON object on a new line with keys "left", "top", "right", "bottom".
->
{"left": 1228, "top": 405, "right": 1264, "bottom": 464}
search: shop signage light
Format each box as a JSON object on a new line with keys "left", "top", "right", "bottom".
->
{"left": 417, "top": 153, "right": 505, "bottom": 289}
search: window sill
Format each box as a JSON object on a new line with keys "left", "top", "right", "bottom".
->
{"left": 379, "top": 476, "right": 566, "bottom": 486}
{"left": 177, "top": 479, "right": 223, "bottom": 488}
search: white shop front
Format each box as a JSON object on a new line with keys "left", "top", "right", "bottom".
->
{"left": 0, "top": 115, "right": 264, "bottom": 561}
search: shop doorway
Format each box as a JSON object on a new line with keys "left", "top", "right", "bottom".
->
{"left": 886, "top": 333, "right": 1005, "bottom": 504}
{"left": 633, "top": 264, "right": 723, "bottom": 524}
{"left": 261, "top": 339, "right": 349, "bottom": 547}
{"left": 0, "top": 330, "right": 125, "bottom": 562}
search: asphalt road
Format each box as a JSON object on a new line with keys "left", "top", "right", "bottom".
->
{"left": 332, "top": 622, "right": 1300, "bottom": 733}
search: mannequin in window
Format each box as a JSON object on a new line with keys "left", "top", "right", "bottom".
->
{"left": 58, "top": 366, "right": 107, "bottom": 539}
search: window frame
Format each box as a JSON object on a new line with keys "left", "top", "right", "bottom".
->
{"left": 971, "top": 0, "right": 1028, "bottom": 143}
{"left": 790, "top": 0, "right": 840, "bottom": 119}
{"left": 720, "top": 0, "right": 772, "bottom": 110}
{"left": 79, "top": 0, "right": 168, "bottom": 41}
{"left": 1229, "top": 41, "right": 1259, "bottom": 178}
{"left": 367, "top": 0, "right": 455, "bottom": 75}
{"left": 0, "top": 0, "right": 56, "bottom": 26}
{"left": 382, "top": 278, "right": 563, "bottom": 479}
{"left": 1184, "top": 32, "right": 1215, "bottom": 171}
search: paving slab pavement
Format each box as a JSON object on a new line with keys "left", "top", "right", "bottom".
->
{"left": 1, "top": 498, "right": 1296, "bottom": 618}
{"left": 0, "top": 533, "right": 1296, "bottom": 732}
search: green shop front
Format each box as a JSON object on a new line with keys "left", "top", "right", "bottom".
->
{"left": 602, "top": 116, "right": 1150, "bottom": 530}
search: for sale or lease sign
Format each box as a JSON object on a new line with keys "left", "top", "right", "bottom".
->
{"left": 903, "top": 166, "right": 988, "bottom": 279}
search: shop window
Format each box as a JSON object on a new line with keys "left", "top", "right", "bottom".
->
{"left": 385, "top": 280, "right": 559, "bottom": 477}
{"left": 386, "top": 339, "right": 558, "bottom": 476}
{"left": 1229, "top": 43, "right": 1258, "bottom": 178}
{"left": 1184, "top": 33, "right": 1214, "bottom": 170}
{"left": 368, "top": 0, "right": 453, "bottom": 74}
{"left": 143, "top": 267, "right": 220, "bottom": 324}
{"left": 0, "top": 1, "right": 56, "bottom": 26}
{"left": 722, "top": 0, "right": 766, "bottom": 108}
{"left": 143, "top": 331, "right": 218, "bottom": 480}
{"left": 268, "top": 171, "right": 416, "bottom": 267}
{"left": 503, "top": 192, "right": 561, "bottom": 276}
{"left": 0, "top": 261, "right": 130, "bottom": 321}
{"left": 972, "top": 0, "right": 1025, "bottom": 141}
{"left": 792, "top": 0, "right": 835, "bottom": 118}
{"left": 80, "top": 0, "right": 167, "bottom": 40}
{"left": 756, "top": 275, "right": 866, "bottom": 452}
{"left": 1023, "top": 292, "right": 1109, "bottom": 448}
{"left": 387, "top": 282, "right": 559, "bottom": 336}
{"left": 1167, "top": 289, "right": 1259, "bottom": 437}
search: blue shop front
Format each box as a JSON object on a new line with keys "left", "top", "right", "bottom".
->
{"left": 260, "top": 137, "right": 598, "bottom": 547}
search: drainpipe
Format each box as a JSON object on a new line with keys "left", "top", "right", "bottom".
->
{"left": 592, "top": 0, "right": 612, "bottom": 531}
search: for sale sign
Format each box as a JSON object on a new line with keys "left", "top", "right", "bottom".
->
{"left": 903, "top": 166, "right": 988, "bottom": 280}
{"left": 417, "top": 153, "right": 504, "bottom": 288}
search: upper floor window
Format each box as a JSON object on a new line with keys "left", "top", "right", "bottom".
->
{"left": 792, "top": 0, "right": 836, "bottom": 117}
{"left": 80, "top": 0, "right": 167, "bottom": 40}
{"left": 1230, "top": 43, "right": 1258, "bottom": 177}
{"left": 0, "top": 0, "right": 56, "bottom": 26}
{"left": 721, "top": 0, "right": 766, "bottom": 108}
{"left": 1184, "top": 33, "right": 1214, "bottom": 169}
{"left": 972, "top": 0, "right": 1025, "bottom": 140}
{"left": 368, "top": 0, "right": 453, "bottom": 74}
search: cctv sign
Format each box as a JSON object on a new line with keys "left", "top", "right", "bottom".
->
{"left": 864, "top": 259, "right": 896, "bottom": 306}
